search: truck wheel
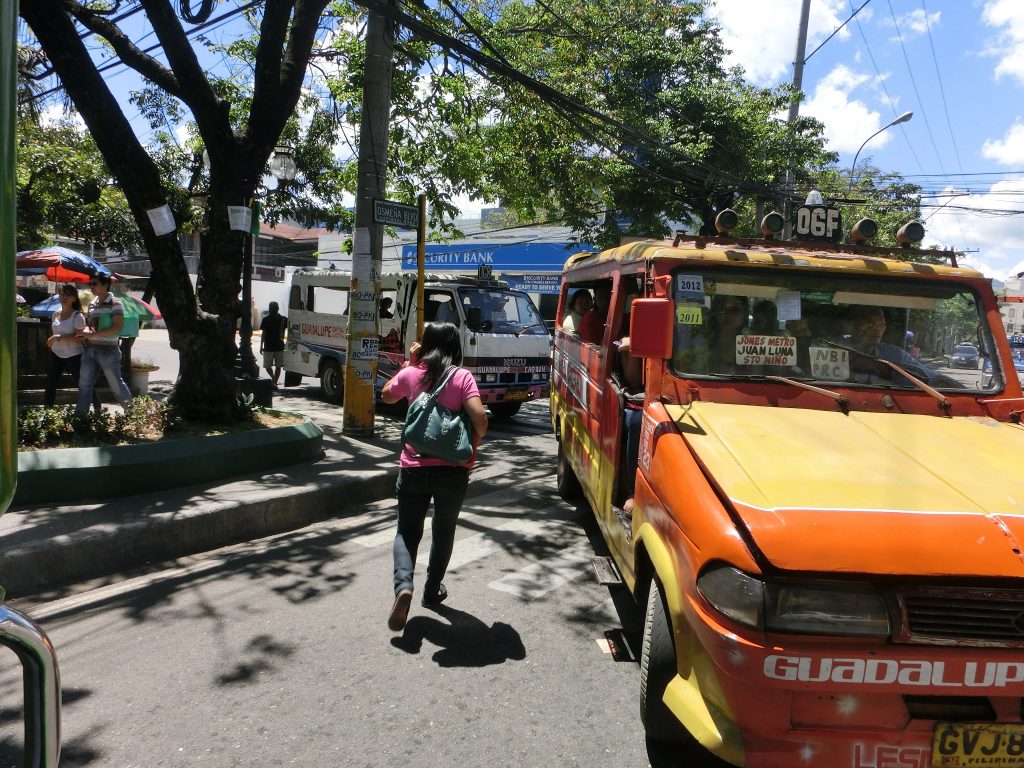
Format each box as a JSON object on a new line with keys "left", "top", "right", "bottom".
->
{"left": 488, "top": 401, "right": 522, "bottom": 419}
{"left": 640, "top": 579, "right": 687, "bottom": 744}
{"left": 320, "top": 359, "right": 344, "bottom": 404}
{"left": 556, "top": 440, "right": 582, "bottom": 502}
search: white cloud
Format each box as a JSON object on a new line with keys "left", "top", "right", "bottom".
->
{"left": 802, "top": 65, "right": 887, "bottom": 154}
{"left": 925, "top": 178, "right": 1024, "bottom": 277}
{"left": 708, "top": 0, "right": 848, "bottom": 87}
{"left": 39, "top": 103, "right": 84, "bottom": 129}
{"left": 982, "top": 0, "right": 1024, "bottom": 85}
{"left": 884, "top": 9, "right": 941, "bottom": 41}
{"left": 982, "top": 120, "right": 1024, "bottom": 164}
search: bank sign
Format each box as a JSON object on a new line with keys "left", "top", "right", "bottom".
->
{"left": 400, "top": 241, "right": 592, "bottom": 274}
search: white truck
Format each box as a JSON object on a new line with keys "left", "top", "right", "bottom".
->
{"left": 281, "top": 268, "right": 551, "bottom": 418}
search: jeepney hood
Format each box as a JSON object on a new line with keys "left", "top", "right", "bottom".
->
{"left": 667, "top": 401, "right": 1024, "bottom": 577}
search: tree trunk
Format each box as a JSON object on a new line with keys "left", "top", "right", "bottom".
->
{"left": 21, "top": 1, "right": 238, "bottom": 420}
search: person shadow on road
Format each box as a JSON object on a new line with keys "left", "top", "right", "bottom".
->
{"left": 390, "top": 604, "right": 526, "bottom": 667}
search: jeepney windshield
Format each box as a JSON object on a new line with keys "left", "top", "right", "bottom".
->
{"left": 457, "top": 287, "right": 548, "bottom": 335}
{"left": 670, "top": 268, "right": 999, "bottom": 393}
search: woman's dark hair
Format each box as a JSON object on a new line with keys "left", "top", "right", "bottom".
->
{"left": 61, "top": 284, "right": 82, "bottom": 312}
{"left": 570, "top": 288, "right": 591, "bottom": 312}
{"left": 418, "top": 321, "right": 464, "bottom": 391}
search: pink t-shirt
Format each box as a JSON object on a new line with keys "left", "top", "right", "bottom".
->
{"left": 389, "top": 365, "right": 481, "bottom": 468}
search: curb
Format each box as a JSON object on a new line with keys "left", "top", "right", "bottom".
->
{"left": 0, "top": 468, "right": 398, "bottom": 597}
{"left": 14, "top": 416, "right": 324, "bottom": 506}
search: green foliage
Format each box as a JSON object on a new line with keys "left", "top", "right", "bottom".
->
{"left": 16, "top": 116, "right": 142, "bottom": 252}
{"left": 17, "top": 397, "right": 176, "bottom": 448}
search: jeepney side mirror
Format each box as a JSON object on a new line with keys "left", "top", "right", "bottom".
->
{"left": 628, "top": 298, "right": 674, "bottom": 359}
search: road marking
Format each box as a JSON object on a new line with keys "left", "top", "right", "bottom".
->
{"left": 487, "top": 539, "right": 594, "bottom": 599}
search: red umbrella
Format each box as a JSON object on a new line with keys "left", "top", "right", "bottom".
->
{"left": 16, "top": 246, "right": 114, "bottom": 284}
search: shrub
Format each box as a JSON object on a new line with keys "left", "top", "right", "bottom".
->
{"left": 17, "top": 397, "right": 174, "bottom": 448}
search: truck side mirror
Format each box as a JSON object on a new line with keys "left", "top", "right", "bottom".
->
{"left": 628, "top": 299, "right": 674, "bottom": 359}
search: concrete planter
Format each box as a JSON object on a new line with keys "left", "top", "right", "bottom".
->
{"left": 13, "top": 414, "right": 323, "bottom": 506}
{"left": 129, "top": 368, "right": 156, "bottom": 395}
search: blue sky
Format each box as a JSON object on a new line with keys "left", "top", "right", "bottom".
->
{"left": 38, "top": 0, "right": 1024, "bottom": 278}
{"left": 709, "top": 0, "right": 1024, "bottom": 278}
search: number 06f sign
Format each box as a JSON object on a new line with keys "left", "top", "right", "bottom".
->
{"left": 794, "top": 205, "right": 842, "bottom": 243}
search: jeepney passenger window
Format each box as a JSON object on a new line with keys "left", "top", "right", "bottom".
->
{"left": 289, "top": 285, "right": 303, "bottom": 311}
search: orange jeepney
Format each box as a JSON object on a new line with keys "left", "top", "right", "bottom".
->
{"left": 551, "top": 221, "right": 1024, "bottom": 768}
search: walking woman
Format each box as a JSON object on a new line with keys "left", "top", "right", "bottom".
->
{"left": 380, "top": 321, "right": 489, "bottom": 632}
{"left": 75, "top": 273, "right": 133, "bottom": 413}
{"left": 44, "top": 284, "right": 100, "bottom": 409}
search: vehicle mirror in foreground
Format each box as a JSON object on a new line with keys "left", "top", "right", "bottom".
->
{"left": 629, "top": 299, "right": 674, "bottom": 359}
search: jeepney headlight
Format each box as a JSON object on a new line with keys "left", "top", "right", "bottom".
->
{"left": 485, "top": 373, "right": 497, "bottom": 383}
{"left": 697, "top": 566, "right": 890, "bottom": 637}
{"left": 696, "top": 566, "right": 764, "bottom": 629}
{"left": 474, "top": 374, "right": 484, "bottom": 383}
{"left": 765, "top": 582, "right": 890, "bottom": 638}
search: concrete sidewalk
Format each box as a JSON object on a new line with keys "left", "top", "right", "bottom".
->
{"left": 0, "top": 391, "right": 405, "bottom": 598}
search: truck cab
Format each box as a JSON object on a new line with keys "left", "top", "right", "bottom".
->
{"left": 284, "top": 269, "right": 551, "bottom": 418}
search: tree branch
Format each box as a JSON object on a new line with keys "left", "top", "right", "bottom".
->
{"left": 246, "top": 0, "right": 330, "bottom": 153}
{"left": 66, "top": 0, "right": 181, "bottom": 96}
{"left": 138, "top": 0, "right": 228, "bottom": 143}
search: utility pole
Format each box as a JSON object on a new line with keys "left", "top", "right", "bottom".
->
{"left": 343, "top": 5, "right": 395, "bottom": 436}
{"left": 782, "top": 0, "right": 812, "bottom": 240}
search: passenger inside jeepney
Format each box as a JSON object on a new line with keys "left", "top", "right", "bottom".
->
{"left": 615, "top": 290, "right": 644, "bottom": 516}
{"left": 705, "top": 295, "right": 750, "bottom": 373}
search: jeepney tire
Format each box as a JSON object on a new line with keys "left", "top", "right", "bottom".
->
{"left": 320, "top": 359, "right": 344, "bottom": 404}
{"left": 640, "top": 578, "right": 687, "bottom": 745}
{"left": 556, "top": 440, "right": 582, "bottom": 502}
{"left": 488, "top": 402, "right": 522, "bottom": 420}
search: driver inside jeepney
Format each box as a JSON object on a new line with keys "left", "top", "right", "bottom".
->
{"left": 843, "top": 305, "right": 932, "bottom": 383}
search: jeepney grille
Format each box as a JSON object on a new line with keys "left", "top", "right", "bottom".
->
{"left": 899, "top": 587, "right": 1024, "bottom": 646}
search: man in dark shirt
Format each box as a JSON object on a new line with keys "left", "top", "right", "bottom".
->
{"left": 259, "top": 301, "right": 287, "bottom": 388}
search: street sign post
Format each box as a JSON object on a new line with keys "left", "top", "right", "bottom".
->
{"left": 373, "top": 199, "right": 419, "bottom": 229}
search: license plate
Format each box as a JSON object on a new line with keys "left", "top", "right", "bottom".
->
{"left": 503, "top": 389, "right": 530, "bottom": 401}
{"left": 932, "top": 723, "right": 1024, "bottom": 767}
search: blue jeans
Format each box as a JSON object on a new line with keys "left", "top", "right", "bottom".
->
{"left": 77, "top": 345, "right": 133, "bottom": 412}
{"left": 393, "top": 466, "right": 470, "bottom": 596}
{"left": 624, "top": 407, "right": 642, "bottom": 498}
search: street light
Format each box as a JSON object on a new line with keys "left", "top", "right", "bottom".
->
{"left": 848, "top": 111, "right": 913, "bottom": 190}
{"left": 236, "top": 145, "right": 298, "bottom": 378}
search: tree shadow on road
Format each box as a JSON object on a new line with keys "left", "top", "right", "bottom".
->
{"left": 390, "top": 604, "right": 526, "bottom": 667}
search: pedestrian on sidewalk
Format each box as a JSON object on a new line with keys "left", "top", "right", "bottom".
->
{"left": 75, "top": 273, "right": 133, "bottom": 413}
{"left": 380, "top": 321, "right": 489, "bottom": 632}
{"left": 259, "top": 301, "right": 287, "bottom": 388}
{"left": 44, "top": 285, "right": 102, "bottom": 410}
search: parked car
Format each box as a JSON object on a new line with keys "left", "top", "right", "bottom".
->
{"left": 949, "top": 342, "right": 980, "bottom": 368}
{"left": 981, "top": 353, "right": 1024, "bottom": 387}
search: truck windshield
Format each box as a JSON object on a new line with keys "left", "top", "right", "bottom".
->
{"left": 457, "top": 287, "right": 548, "bottom": 335}
{"left": 670, "top": 268, "right": 998, "bottom": 393}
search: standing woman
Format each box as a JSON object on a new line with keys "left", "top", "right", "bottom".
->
{"left": 44, "top": 284, "right": 100, "bottom": 409}
{"left": 380, "top": 321, "right": 489, "bottom": 632}
{"left": 75, "top": 273, "right": 133, "bottom": 413}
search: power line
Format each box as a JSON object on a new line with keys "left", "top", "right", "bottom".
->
{"left": 804, "top": 0, "right": 872, "bottom": 64}
{"left": 886, "top": 0, "right": 946, "bottom": 176}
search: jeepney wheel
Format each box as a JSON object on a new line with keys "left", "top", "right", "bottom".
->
{"left": 488, "top": 401, "right": 522, "bottom": 420}
{"left": 556, "top": 440, "right": 582, "bottom": 502}
{"left": 641, "top": 578, "right": 687, "bottom": 744}
{"left": 320, "top": 359, "right": 344, "bottom": 404}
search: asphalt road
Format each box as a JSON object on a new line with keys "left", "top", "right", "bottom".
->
{"left": 0, "top": 400, "right": 680, "bottom": 768}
